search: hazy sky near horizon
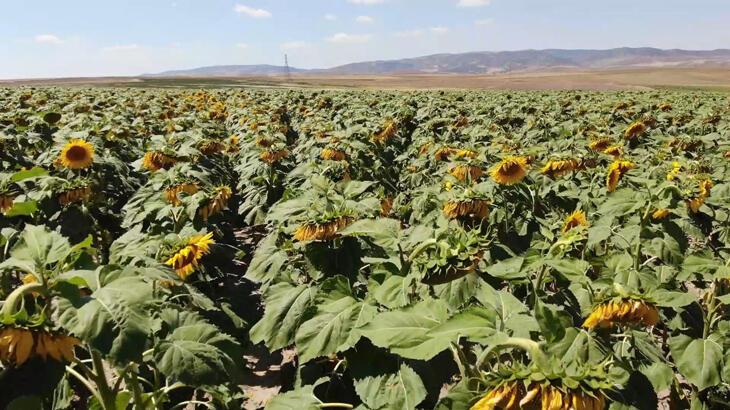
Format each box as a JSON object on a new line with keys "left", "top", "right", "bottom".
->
{"left": 1, "top": 0, "right": 729, "bottom": 79}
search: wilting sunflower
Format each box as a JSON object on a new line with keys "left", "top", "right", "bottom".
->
{"left": 666, "top": 161, "right": 681, "bottom": 181}
{"left": 624, "top": 121, "right": 646, "bottom": 140}
{"left": 142, "top": 151, "right": 177, "bottom": 172}
{"left": 198, "top": 140, "right": 225, "bottom": 155}
{"left": 380, "top": 196, "right": 394, "bottom": 217}
{"left": 651, "top": 208, "right": 671, "bottom": 221}
{"left": 562, "top": 210, "right": 589, "bottom": 233}
{"left": 373, "top": 119, "right": 397, "bottom": 144}
{"left": 321, "top": 148, "right": 347, "bottom": 161}
{"left": 199, "top": 186, "right": 232, "bottom": 220}
{"left": 659, "top": 102, "right": 672, "bottom": 111}
{"left": 688, "top": 179, "right": 713, "bottom": 213}
{"left": 588, "top": 137, "right": 613, "bottom": 152}
{"left": 449, "top": 165, "right": 484, "bottom": 182}
{"left": 0, "top": 194, "right": 14, "bottom": 214}
{"left": 434, "top": 146, "right": 455, "bottom": 161}
{"left": 58, "top": 139, "right": 94, "bottom": 170}
{"left": 443, "top": 199, "right": 490, "bottom": 220}
{"left": 583, "top": 299, "right": 659, "bottom": 329}
{"left": 453, "top": 149, "right": 478, "bottom": 159}
{"left": 606, "top": 160, "right": 635, "bottom": 192}
{"left": 490, "top": 156, "right": 529, "bottom": 185}
{"left": 164, "top": 183, "right": 199, "bottom": 206}
{"left": 0, "top": 326, "right": 78, "bottom": 367}
{"left": 471, "top": 382, "right": 605, "bottom": 410}
{"left": 541, "top": 159, "right": 579, "bottom": 178}
{"left": 227, "top": 135, "right": 241, "bottom": 153}
{"left": 293, "top": 216, "right": 353, "bottom": 242}
{"left": 603, "top": 145, "right": 624, "bottom": 158}
{"left": 58, "top": 185, "right": 92, "bottom": 206}
{"left": 164, "top": 232, "right": 215, "bottom": 280}
{"left": 260, "top": 149, "right": 289, "bottom": 165}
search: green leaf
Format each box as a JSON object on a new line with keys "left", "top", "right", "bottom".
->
{"left": 265, "top": 386, "right": 320, "bottom": 410}
{"left": 435, "top": 380, "right": 473, "bottom": 410}
{"left": 427, "top": 306, "right": 500, "bottom": 345}
{"left": 360, "top": 299, "right": 449, "bottom": 360}
{"left": 4, "top": 201, "right": 38, "bottom": 217}
{"left": 372, "top": 274, "right": 416, "bottom": 309}
{"left": 652, "top": 289, "right": 696, "bottom": 308}
{"left": 154, "top": 323, "right": 239, "bottom": 386}
{"left": 545, "top": 258, "right": 590, "bottom": 284}
{"left": 10, "top": 167, "right": 48, "bottom": 182}
{"left": 669, "top": 335, "right": 723, "bottom": 391}
{"left": 339, "top": 218, "right": 402, "bottom": 251}
{"left": 249, "top": 283, "right": 318, "bottom": 350}
{"left": 246, "top": 233, "right": 288, "bottom": 285}
{"left": 485, "top": 256, "right": 526, "bottom": 280}
{"left": 354, "top": 363, "right": 427, "bottom": 410}
{"left": 640, "top": 362, "right": 674, "bottom": 393}
{"left": 8, "top": 224, "right": 71, "bottom": 269}
{"left": 7, "top": 396, "right": 42, "bottom": 410}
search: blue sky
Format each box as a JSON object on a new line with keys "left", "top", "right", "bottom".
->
{"left": 1, "top": 0, "right": 729, "bottom": 78}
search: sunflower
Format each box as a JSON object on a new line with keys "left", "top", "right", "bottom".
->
{"left": 164, "top": 232, "right": 215, "bottom": 280}
{"left": 255, "top": 137, "right": 273, "bottom": 148}
{"left": 373, "top": 119, "right": 397, "bottom": 144}
{"left": 198, "top": 140, "right": 225, "bottom": 155}
{"left": 260, "top": 149, "right": 289, "bottom": 164}
{"left": 449, "top": 165, "right": 484, "bottom": 182}
{"left": 142, "top": 151, "right": 177, "bottom": 172}
{"left": 603, "top": 145, "right": 624, "bottom": 158}
{"left": 688, "top": 179, "right": 713, "bottom": 213}
{"left": 541, "top": 159, "right": 579, "bottom": 178}
{"left": 58, "top": 139, "right": 94, "bottom": 170}
{"left": 659, "top": 102, "right": 672, "bottom": 111}
{"left": 0, "top": 194, "right": 14, "bottom": 214}
{"left": 164, "top": 183, "right": 199, "bottom": 206}
{"left": 606, "top": 160, "right": 635, "bottom": 192}
{"left": 583, "top": 299, "right": 659, "bottom": 329}
{"left": 562, "top": 210, "right": 589, "bottom": 234}
{"left": 651, "top": 208, "right": 671, "bottom": 221}
{"left": 471, "top": 382, "right": 605, "bottom": 410}
{"left": 490, "top": 156, "right": 529, "bottom": 185}
{"left": 293, "top": 217, "right": 353, "bottom": 242}
{"left": 443, "top": 199, "right": 490, "bottom": 220}
{"left": 434, "top": 146, "right": 455, "bottom": 161}
{"left": 0, "top": 327, "right": 78, "bottom": 367}
{"left": 624, "top": 121, "right": 646, "bottom": 139}
{"left": 199, "top": 186, "right": 232, "bottom": 220}
{"left": 454, "top": 149, "right": 478, "bottom": 159}
{"left": 321, "top": 148, "right": 347, "bottom": 161}
{"left": 666, "top": 161, "right": 681, "bottom": 181}
{"left": 380, "top": 197, "right": 394, "bottom": 217}
{"left": 58, "top": 185, "right": 92, "bottom": 206}
{"left": 588, "top": 137, "right": 612, "bottom": 152}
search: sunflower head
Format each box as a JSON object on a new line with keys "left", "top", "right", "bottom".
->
{"left": 260, "top": 148, "right": 289, "bottom": 165}
{"left": 588, "top": 137, "right": 613, "bottom": 152}
{"left": 562, "top": 210, "right": 589, "bottom": 234}
{"left": 0, "top": 194, "right": 15, "bottom": 214}
{"left": 606, "top": 160, "right": 635, "bottom": 192}
{"left": 603, "top": 145, "right": 624, "bottom": 158}
{"left": 471, "top": 381, "right": 606, "bottom": 410}
{"left": 199, "top": 186, "right": 233, "bottom": 220}
{"left": 449, "top": 165, "right": 484, "bottom": 182}
{"left": 0, "top": 326, "right": 79, "bottom": 366}
{"left": 321, "top": 147, "right": 347, "bottom": 161}
{"left": 541, "top": 158, "right": 579, "bottom": 178}
{"left": 59, "top": 139, "right": 94, "bottom": 170}
{"left": 624, "top": 121, "right": 646, "bottom": 139}
{"left": 443, "top": 199, "right": 490, "bottom": 220}
{"left": 293, "top": 216, "right": 353, "bottom": 242}
{"left": 490, "top": 156, "right": 528, "bottom": 185}
{"left": 583, "top": 298, "right": 659, "bottom": 329}
{"left": 143, "top": 151, "right": 177, "bottom": 172}
{"left": 164, "top": 232, "right": 215, "bottom": 280}
{"left": 651, "top": 208, "right": 671, "bottom": 221}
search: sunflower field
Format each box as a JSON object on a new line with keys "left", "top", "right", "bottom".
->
{"left": 1, "top": 86, "right": 729, "bottom": 410}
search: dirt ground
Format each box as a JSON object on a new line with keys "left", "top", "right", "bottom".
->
{"left": 2, "top": 67, "right": 730, "bottom": 91}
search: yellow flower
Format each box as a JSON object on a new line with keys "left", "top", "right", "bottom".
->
{"left": 142, "top": 151, "right": 177, "bottom": 172}
{"left": 0, "top": 327, "right": 78, "bottom": 367}
{"left": 541, "top": 159, "right": 579, "bottom": 178}
{"left": 603, "top": 145, "right": 624, "bottom": 158}
{"left": 0, "top": 194, "right": 15, "bottom": 214}
{"left": 380, "top": 197, "right": 394, "bottom": 217}
{"left": 454, "top": 149, "right": 478, "bottom": 159}
{"left": 293, "top": 217, "right": 353, "bottom": 242}
{"left": 199, "top": 140, "right": 225, "bottom": 155}
{"left": 699, "top": 179, "right": 713, "bottom": 198}
{"left": 199, "top": 186, "right": 232, "bottom": 221}
{"left": 666, "top": 161, "right": 681, "bottom": 181}
{"left": 606, "top": 160, "right": 635, "bottom": 192}
{"left": 434, "top": 146, "right": 455, "bottom": 161}
{"left": 471, "top": 382, "right": 605, "bottom": 410}
{"left": 59, "top": 139, "right": 94, "bottom": 170}
{"left": 583, "top": 299, "right": 659, "bottom": 329}
{"left": 164, "top": 232, "right": 215, "bottom": 280}
{"left": 588, "top": 137, "right": 612, "bottom": 152}
{"left": 373, "top": 120, "right": 397, "bottom": 144}
{"left": 624, "top": 121, "right": 646, "bottom": 139}
{"left": 164, "top": 183, "right": 199, "bottom": 206}
{"left": 490, "top": 156, "right": 528, "bottom": 185}
{"left": 321, "top": 148, "right": 347, "bottom": 161}
{"left": 449, "top": 165, "right": 484, "bottom": 182}
{"left": 688, "top": 179, "right": 713, "bottom": 213}
{"left": 651, "top": 208, "right": 671, "bottom": 221}
{"left": 58, "top": 186, "right": 92, "bottom": 206}
{"left": 562, "top": 210, "right": 589, "bottom": 234}
{"left": 260, "top": 149, "right": 289, "bottom": 164}
{"left": 659, "top": 102, "right": 672, "bottom": 112}
{"left": 443, "top": 199, "right": 490, "bottom": 220}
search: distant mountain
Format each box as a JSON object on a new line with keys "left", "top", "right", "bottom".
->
{"left": 147, "top": 48, "right": 730, "bottom": 77}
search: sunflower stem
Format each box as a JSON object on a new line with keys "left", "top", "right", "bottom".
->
{"left": 0, "top": 282, "right": 44, "bottom": 318}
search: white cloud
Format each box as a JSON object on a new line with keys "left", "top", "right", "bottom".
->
{"left": 102, "top": 44, "right": 140, "bottom": 52}
{"left": 348, "top": 0, "right": 385, "bottom": 4}
{"left": 235, "top": 43, "right": 249, "bottom": 49}
{"left": 457, "top": 0, "right": 491, "bottom": 7}
{"left": 394, "top": 29, "right": 424, "bottom": 38}
{"left": 233, "top": 4, "right": 272, "bottom": 18}
{"left": 34, "top": 34, "right": 64, "bottom": 45}
{"left": 280, "top": 41, "right": 310, "bottom": 50}
{"left": 324, "top": 14, "right": 337, "bottom": 21}
{"left": 430, "top": 26, "right": 449, "bottom": 34}
{"left": 326, "top": 32, "right": 371, "bottom": 44}
{"left": 356, "top": 15, "right": 374, "bottom": 23}
{"left": 475, "top": 18, "right": 495, "bottom": 26}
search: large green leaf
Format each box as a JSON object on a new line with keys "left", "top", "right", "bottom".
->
{"left": 669, "top": 335, "right": 723, "bottom": 391}
{"left": 249, "top": 282, "right": 318, "bottom": 350}
{"left": 427, "top": 306, "right": 501, "bottom": 345}
{"left": 354, "top": 363, "right": 427, "bottom": 410}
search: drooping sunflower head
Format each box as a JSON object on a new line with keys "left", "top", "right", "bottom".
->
{"left": 373, "top": 119, "right": 397, "bottom": 144}
{"left": 293, "top": 216, "right": 354, "bottom": 242}
{"left": 164, "top": 232, "right": 215, "bottom": 280}
{"left": 666, "top": 161, "right": 682, "bottom": 181}
{"left": 260, "top": 148, "right": 289, "bottom": 165}
{"left": 0, "top": 326, "right": 79, "bottom": 366}
{"left": 659, "top": 102, "right": 672, "bottom": 112}
{"left": 603, "top": 145, "right": 624, "bottom": 158}
{"left": 541, "top": 158, "right": 580, "bottom": 179}
{"left": 59, "top": 139, "right": 94, "bottom": 170}
{"left": 443, "top": 199, "right": 490, "bottom": 220}
{"left": 143, "top": 151, "right": 177, "bottom": 172}
{"left": 0, "top": 193, "right": 15, "bottom": 214}
{"left": 588, "top": 137, "right": 613, "bottom": 152}
{"left": 562, "top": 210, "right": 589, "bottom": 234}
{"left": 58, "top": 185, "right": 92, "bottom": 206}
{"left": 490, "top": 156, "right": 529, "bottom": 185}
{"left": 321, "top": 147, "right": 347, "bottom": 161}
{"left": 606, "top": 160, "right": 635, "bottom": 192}
{"left": 583, "top": 298, "right": 659, "bottom": 329}
{"left": 198, "top": 140, "right": 225, "bottom": 156}
{"left": 624, "top": 121, "right": 646, "bottom": 140}
{"left": 651, "top": 208, "right": 671, "bottom": 221}
{"left": 471, "top": 381, "right": 606, "bottom": 410}
{"left": 199, "top": 186, "right": 233, "bottom": 221}
{"left": 164, "top": 183, "right": 199, "bottom": 206}
{"left": 449, "top": 165, "right": 484, "bottom": 182}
